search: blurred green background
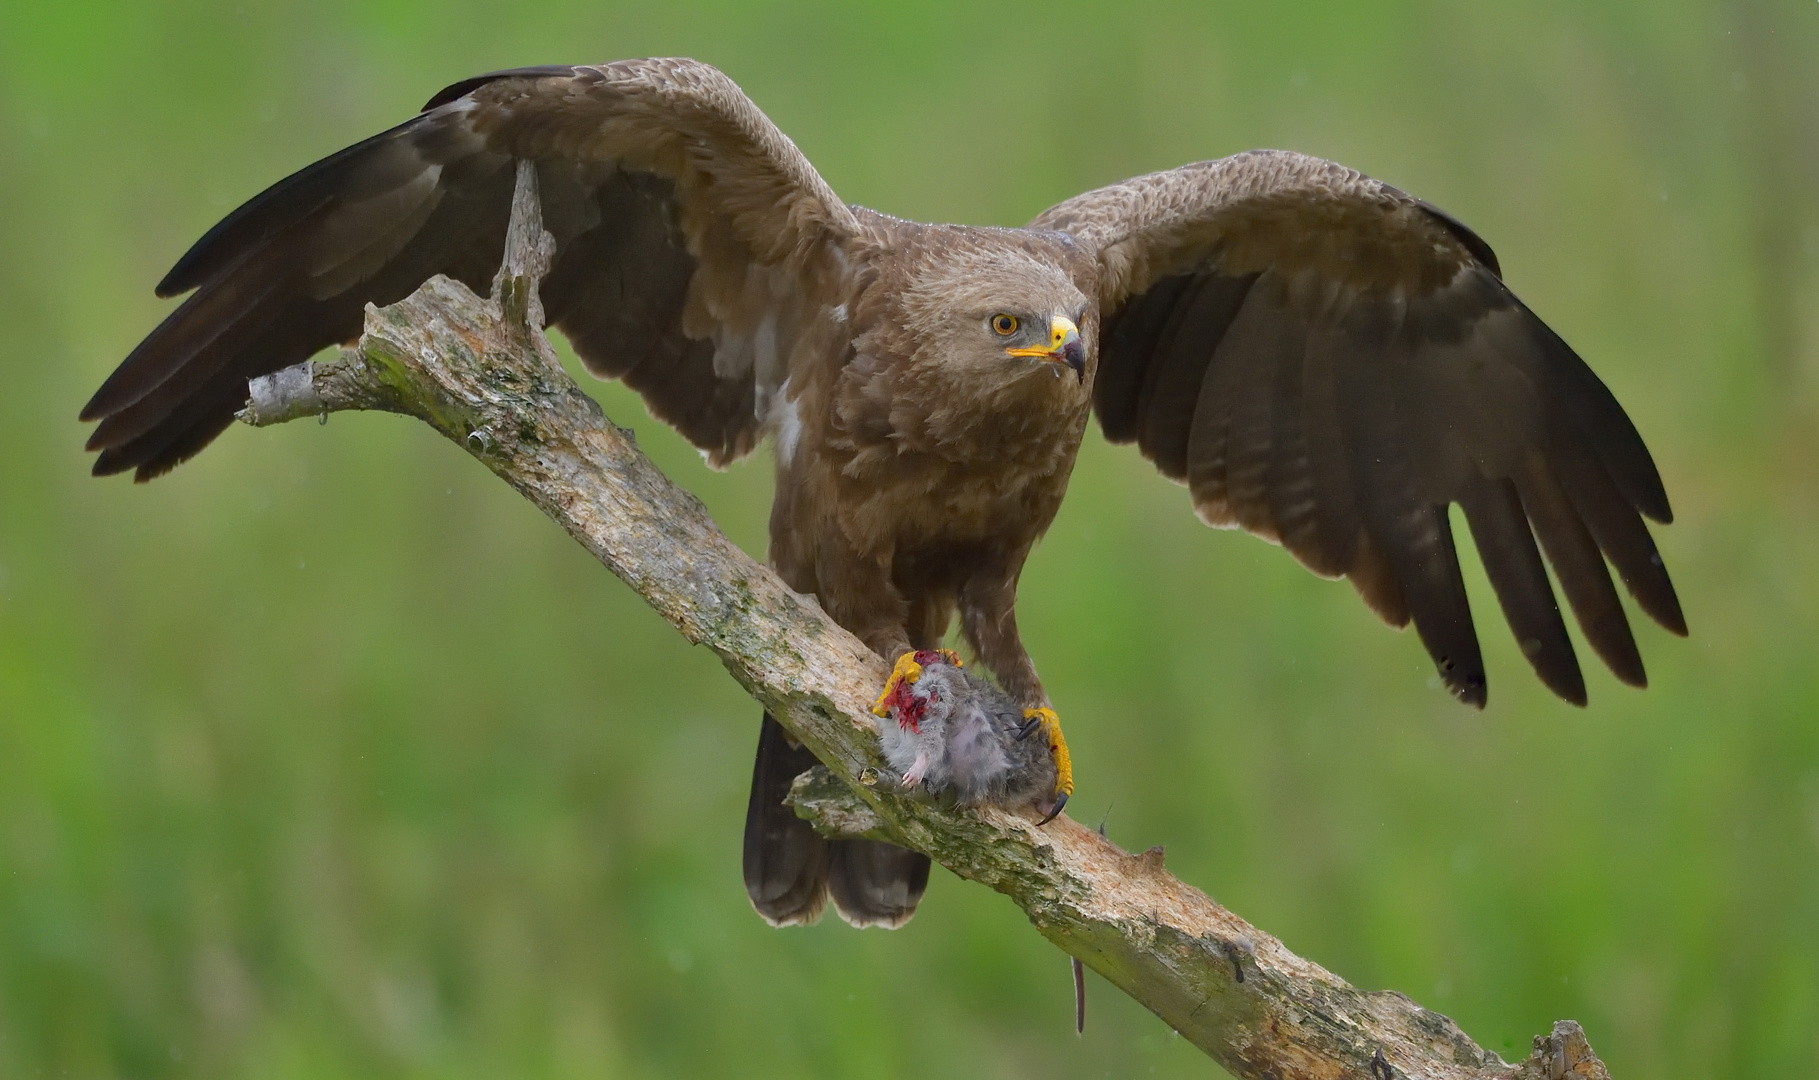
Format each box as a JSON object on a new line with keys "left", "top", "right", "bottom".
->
{"left": 1, "top": 1, "right": 1815, "bottom": 1076}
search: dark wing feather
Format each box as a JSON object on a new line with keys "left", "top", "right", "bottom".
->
{"left": 1139, "top": 273, "right": 1256, "bottom": 482}
{"left": 86, "top": 59, "right": 858, "bottom": 480}
{"left": 1034, "top": 150, "right": 1682, "bottom": 705}
{"left": 1458, "top": 475, "right": 1584, "bottom": 705}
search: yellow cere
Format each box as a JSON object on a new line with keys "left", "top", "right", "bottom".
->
{"left": 1004, "top": 315, "right": 1080, "bottom": 359}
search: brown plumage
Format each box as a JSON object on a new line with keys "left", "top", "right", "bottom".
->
{"left": 84, "top": 59, "right": 1685, "bottom": 928}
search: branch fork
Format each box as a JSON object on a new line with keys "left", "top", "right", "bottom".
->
{"left": 237, "top": 158, "right": 1613, "bottom": 1080}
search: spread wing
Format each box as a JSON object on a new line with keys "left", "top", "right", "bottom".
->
{"left": 1032, "top": 150, "right": 1685, "bottom": 706}
{"left": 84, "top": 59, "right": 857, "bottom": 479}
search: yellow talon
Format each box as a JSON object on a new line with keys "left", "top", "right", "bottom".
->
{"left": 1022, "top": 706, "right": 1074, "bottom": 799}
{"left": 872, "top": 652, "right": 926, "bottom": 717}
{"left": 871, "top": 650, "right": 961, "bottom": 718}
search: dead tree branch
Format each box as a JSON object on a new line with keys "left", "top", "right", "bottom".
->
{"left": 237, "top": 159, "right": 1613, "bottom": 1080}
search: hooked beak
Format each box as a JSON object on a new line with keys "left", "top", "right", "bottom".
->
{"left": 1006, "top": 315, "right": 1086, "bottom": 383}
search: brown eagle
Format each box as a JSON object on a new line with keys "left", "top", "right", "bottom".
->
{"left": 82, "top": 59, "right": 1684, "bottom": 929}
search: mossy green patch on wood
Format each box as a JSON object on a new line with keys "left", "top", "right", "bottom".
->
{"left": 360, "top": 336, "right": 485, "bottom": 442}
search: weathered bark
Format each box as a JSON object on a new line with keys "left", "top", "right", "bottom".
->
{"left": 239, "top": 160, "right": 1613, "bottom": 1080}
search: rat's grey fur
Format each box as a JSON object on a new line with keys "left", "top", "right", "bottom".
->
{"left": 876, "top": 660, "right": 1057, "bottom": 806}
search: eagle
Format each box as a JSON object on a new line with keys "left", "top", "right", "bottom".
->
{"left": 82, "top": 59, "right": 1685, "bottom": 929}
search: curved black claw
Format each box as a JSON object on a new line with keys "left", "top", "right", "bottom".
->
{"left": 1036, "top": 791, "right": 1068, "bottom": 827}
{"left": 1015, "top": 717, "right": 1042, "bottom": 740}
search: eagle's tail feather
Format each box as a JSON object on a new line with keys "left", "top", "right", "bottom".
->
{"left": 741, "top": 714, "right": 928, "bottom": 928}
{"left": 827, "top": 838, "right": 929, "bottom": 929}
{"left": 743, "top": 714, "right": 830, "bottom": 926}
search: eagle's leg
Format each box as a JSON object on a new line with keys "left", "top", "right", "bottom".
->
{"left": 814, "top": 556, "right": 957, "bottom": 723}
{"left": 959, "top": 572, "right": 1073, "bottom": 823}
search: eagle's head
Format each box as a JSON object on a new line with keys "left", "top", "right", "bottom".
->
{"left": 884, "top": 228, "right": 1096, "bottom": 406}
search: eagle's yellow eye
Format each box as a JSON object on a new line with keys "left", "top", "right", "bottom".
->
{"left": 991, "top": 314, "right": 1020, "bottom": 336}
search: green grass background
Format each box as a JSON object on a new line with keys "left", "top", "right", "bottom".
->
{"left": 2, "top": 1, "right": 1816, "bottom": 1076}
